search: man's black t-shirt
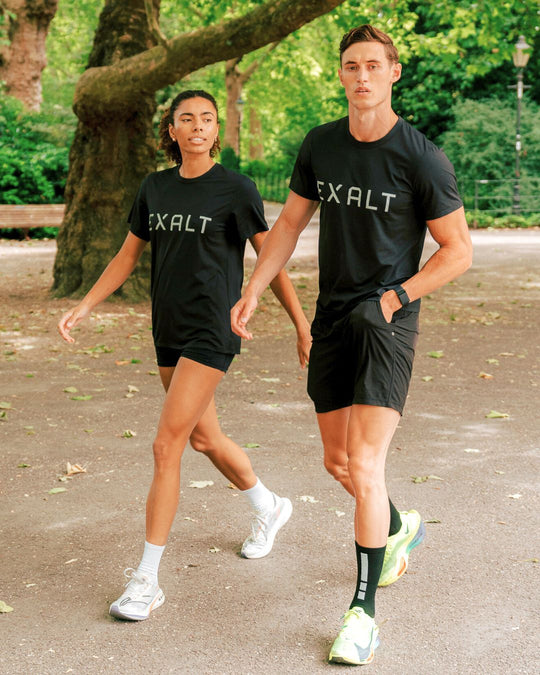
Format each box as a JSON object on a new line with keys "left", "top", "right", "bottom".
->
{"left": 290, "top": 116, "right": 463, "bottom": 334}
{"left": 129, "top": 163, "right": 267, "bottom": 354}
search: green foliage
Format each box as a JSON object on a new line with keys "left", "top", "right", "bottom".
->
{"left": 467, "top": 211, "right": 540, "bottom": 228}
{"left": 219, "top": 146, "right": 240, "bottom": 171}
{"left": 440, "top": 97, "right": 540, "bottom": 213}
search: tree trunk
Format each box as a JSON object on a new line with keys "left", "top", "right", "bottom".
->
{"left": 249, "top": 106, "right": 264, "bottom": 161}
{"left": 53, "top": 0, "right": 346, "bottom": 299}
{"left": 224, "top": 58, "right": 243, "bottom": 155}
{"left": 52, "top": 0, "right": 158, "bottom": 300}
{"left": 0, "top": 0, "right": 59, "bottom": 111}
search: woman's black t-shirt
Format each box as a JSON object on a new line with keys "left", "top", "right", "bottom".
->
{"left": 129, "top": 163, "right": 267, "bottom": 354}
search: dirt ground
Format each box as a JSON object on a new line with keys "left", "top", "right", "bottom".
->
{"left": 1, "top": 212, "right": 539, "bottom": 674}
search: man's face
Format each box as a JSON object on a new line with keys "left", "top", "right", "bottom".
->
{"left": 338, "top": 41, "right": 401, "bottom": 113}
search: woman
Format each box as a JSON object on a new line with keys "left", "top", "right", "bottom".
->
{"left": 58, "top": 89, "right": 311, "bottom": 621}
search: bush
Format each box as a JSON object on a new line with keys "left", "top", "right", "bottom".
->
{"left": 0, "top": 93, "right": 73, "bottom": 238}
{"left": 466, "top": 211, "right": 540, "bottom": 228}
{"left": 0, "top": 93, "right": 72, "bottom": 204}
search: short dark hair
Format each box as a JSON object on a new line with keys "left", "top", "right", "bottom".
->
{"left": 158, "top": 89, "right": 221, "bottom": 165}
{"left": 339, "top": 24, "right": 399, "bottom": 64}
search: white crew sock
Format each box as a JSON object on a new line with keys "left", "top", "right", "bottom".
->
{"left": 136, "top": 541, "right": 165, "bottom": 583}
{"left": 242, "top": 477, "right": 275, "bottom": 513}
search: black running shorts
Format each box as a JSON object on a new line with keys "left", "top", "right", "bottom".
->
{"left": 155, "top": 344, "right": 234, "bottom": 373}
{"left": 307, "top": 298, "right": 419, "bottom": 414}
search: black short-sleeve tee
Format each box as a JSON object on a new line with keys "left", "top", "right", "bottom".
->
{"left": 129, "top": 163, "right": 267, "bottom": 354}
{"left": 290, "top": 116, "right": 463, "bottom": 333}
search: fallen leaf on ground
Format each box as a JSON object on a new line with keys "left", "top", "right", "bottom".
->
{"left": 260, "top": 377, "right": 280, "bottom": 382}
{"left": 299, "top": 495, "right": 319, "bottom": 503}
{"left": 427, "top": 350, "right": 444, "bottom": 359}
{"left": 127, "top": 385, "right": 139, "bottom": 393}
{"left": 508, "top": 493, "right": 522, "bottom": 499}
{"left": 64, "top": 559, "right": 78, "bottom": 564}
{"left": 478, "top": 372, "right": 493, "bottom": 379}
{"left": 122, "top": 430, "right": 137, "bottom": 438}
{"left": 486, "top": 358, "right": 499, "bottom": 365}
{"left": 71, "top": 395, "right": 92, "bottom": 401}
{"left": 0, "top": 401, "right": 12, "bottom": 409}
{"left": 209, "top": 547, "right": 220, "bottom": 553}
{"left": 463, "top": 448, "right": 481, "bottom": 453}
{"left": 63, "top": 386, "right": 78, "bottom": 393}
{"left": 65, "top": 462, "right": 87, "bottom": 476}
{"left": 18, "top": 462, "right": 30, "bottom": 468}
{"left": 244, "top": 442, "right": 260, "bottom": 448}
{"left": 421, "top": 375, "right": 433, "bottom": 382}
{"left": 189, "top": 480, "right": 214, "bottom": 489}
{"left": 424, "top": 519, "right": 442, "bottom": 523}
{"left": 115, "top": 360, "right": 130, "bottom": 366}
{"left": 48, "top": 487, "right": 67, "bottom": 495}
{"left": 0, "top": 601, "right": 14, "bottom": 613}
{"left": 411, "top": 475, "right": 444, "bottom": 483}
{"left": 519, "top": 558, "right": 538, "bottom": 563}
{"left": 485, "top": 410, "right": 509, "bottom": 418}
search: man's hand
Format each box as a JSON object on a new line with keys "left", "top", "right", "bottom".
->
{"left": 231, "top": 293, "right": 259, "bottom": 340}
{"left": 379, "top": 290, "right": 402, "bottom": 323}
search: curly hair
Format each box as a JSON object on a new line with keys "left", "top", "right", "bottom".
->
{"left": 158, "top": 89, "right": 221, "bottom": 165}
{"left": 339, "top": 24, "right": 399, "bottom": 64}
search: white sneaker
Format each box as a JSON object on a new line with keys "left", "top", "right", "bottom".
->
{"left": 241, "top": 495, "right": 292, "bottom": 559}
{"left": 109, "top": 568, "right": 165, "bottom": 621}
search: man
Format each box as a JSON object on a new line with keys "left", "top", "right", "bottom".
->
{"left": 231, "top": 24, "right": 472, "bottom": 665}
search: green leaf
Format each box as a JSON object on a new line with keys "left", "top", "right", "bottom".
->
{"left": 18, "top": 462, "right": 30, "bottom": 468}
{"left": 485, "top": 410, "right": 509, "bottom": 419}
{"left": 421, "top": 375, "right": 433, "bottom": 382}
{"left": 0, "top": 601, "right": 14, "bottom": 613}
{"left": 244, "top": 442, "right": 260, "bottom": 448}
{"left": 122, "top": 429, "right": 137, "bottom": 438}
{"left": 0, "top": 401, "right": 12, "bottom": 409}
{"left": 48, "top": 487, "right": 67, "bottom": 495}
{"left": 424, "top": 519, "right": 442, "bottom": 524}
{"left": 63, "top": 386, "right": 78, "bottom": 393}
{"left": 70, "top": 395, "right": 92, "bottom": 401}
{"left": 427, "top": 351, "right": 444, "bottom": 359}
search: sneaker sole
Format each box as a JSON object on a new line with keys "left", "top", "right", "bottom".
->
{"left": 109, "top": 589, "right": 165, "bottom": 621}
{"left": 378, "top": 520, "right": 426, "bottom": 587}
{"left": 241, "top": 497, "right": 293, "bottom": 559}
{"left": 329, "top": 636, "right": 380, "bottom": 665}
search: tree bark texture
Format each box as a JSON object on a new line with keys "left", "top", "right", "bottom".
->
{"left": 52, "top": 0, "right": 158, "bottom": 299}
{"left": 248, "top": 106, "right": 264, "bottom": 161}
{"left": 53, "top": 0, "right": 345, "bottom": 299}
{"left": 0, "top": 0, "right": 58, "bottom": 111}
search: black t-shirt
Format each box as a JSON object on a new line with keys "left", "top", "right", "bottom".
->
{"left": 290, "top": 116, "right": 463, "bottom": 334}
{"left": 129, "top": 163, "right": 267, "bottom": 354}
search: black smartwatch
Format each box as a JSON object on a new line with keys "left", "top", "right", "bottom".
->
{"left": 395, "top": 285, "right": 410, "bottom": 307}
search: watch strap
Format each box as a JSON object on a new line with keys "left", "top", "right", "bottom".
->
{"left": 395, "top": 285, "right": 410, "bottom": 307}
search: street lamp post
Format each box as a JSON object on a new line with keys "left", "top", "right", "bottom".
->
{"left": 511, "top": 35, "right": 531, "bottom": 215}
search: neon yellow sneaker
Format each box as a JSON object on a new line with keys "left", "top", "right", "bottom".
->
{"left": 378, "top": 509, "right": 425, "bottom": 587}
{"left": 329, "top": 607, "right": 380, "bottom": 665}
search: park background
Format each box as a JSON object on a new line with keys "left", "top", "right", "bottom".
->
{"left": 1, "top": 2, "right": 539, "bottom": 674}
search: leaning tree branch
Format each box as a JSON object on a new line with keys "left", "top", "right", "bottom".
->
{"left": 74, "top": 0, "right": 345, "bottom": 121}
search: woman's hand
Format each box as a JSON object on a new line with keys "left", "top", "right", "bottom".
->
{"left": 57, "top": 304, "right": 91, "bottom": 343}
{"left": 296, "top": 326, "right": 312, "bottom": 369}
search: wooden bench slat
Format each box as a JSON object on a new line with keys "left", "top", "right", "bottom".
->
{"left": 0, "top": 204, "right": 65, "bottom": 228}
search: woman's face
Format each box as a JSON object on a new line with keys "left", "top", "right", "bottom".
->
{"left": 168, "top": 97, "right": 219, "bottom": 160}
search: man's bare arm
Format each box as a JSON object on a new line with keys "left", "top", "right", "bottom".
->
{"left": 380, "top": 206, "right": 473, "bottom": 320}
{"left": 231, "top": 191, "right": 318, "bottom": 339}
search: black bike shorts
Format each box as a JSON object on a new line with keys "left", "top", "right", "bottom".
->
{"left": 307, "top": 298, "right": 419, "bottom": 415}
{"left": 154, "top": 344, "right": 235, "bottom": 373}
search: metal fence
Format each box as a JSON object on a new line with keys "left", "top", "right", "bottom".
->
{"left": 457, "top": 177, "right": 538, "bottom": 215}
{"left": 249, "top": 171, "right": 539, "bottom": 215}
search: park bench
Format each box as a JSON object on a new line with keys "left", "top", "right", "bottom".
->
{"left": 0, "top": 204, "right": 65, "bottom": 239}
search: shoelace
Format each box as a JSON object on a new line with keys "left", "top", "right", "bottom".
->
{"left": 122, "top": 567, "right": 151, "bottom": 592}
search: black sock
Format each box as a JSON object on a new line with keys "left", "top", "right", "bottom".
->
{"left": 389, "top": 498, "right": 402, "bottom": 536}
{"left": 350, "top": 542, "right": 386, "bottom": 618}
